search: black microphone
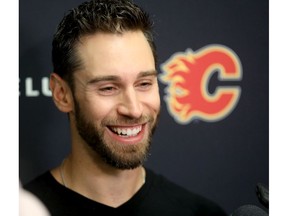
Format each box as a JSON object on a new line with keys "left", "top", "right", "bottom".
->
{"left": 256, "top": 183, "right": 269, "bottom": 209}
{"left": 231, "top": 204, "right": 268, "bottom": 216}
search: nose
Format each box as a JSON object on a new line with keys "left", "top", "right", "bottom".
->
{"left": 117, "top": 87, "right": 143, "bottom": 119}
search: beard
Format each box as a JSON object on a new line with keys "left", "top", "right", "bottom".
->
{"left": 73, "top": 99, "right": 159, "bottom": 170}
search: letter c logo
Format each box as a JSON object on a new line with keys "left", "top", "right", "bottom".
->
{"left": 160, "top": 45, "right": 242, "bottom": 124}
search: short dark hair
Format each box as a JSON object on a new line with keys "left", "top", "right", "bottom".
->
{"left": 52, "top": 0, "right": 156, "bottom": 87}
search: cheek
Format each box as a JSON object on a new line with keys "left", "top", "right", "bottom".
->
{"left": 145, "top": 91, "right": 161, "bottom": 113}
{"left": 92, "top": 102, "right": 115, "bottom": 118}
{"left": 152, "top": 85, "right": 161, "bottom": 109}
{"left": 81, "top": 98, "right": 116, "bottom": 122}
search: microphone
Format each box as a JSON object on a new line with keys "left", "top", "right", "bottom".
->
{"left": 231, "top": 183, "right": 269, "bottom": 215}
{"left": 231, "top": 204, "right": 268, "bottom": 216}
{"left": 256, "top": 183, "right": 269, "bottom": 209}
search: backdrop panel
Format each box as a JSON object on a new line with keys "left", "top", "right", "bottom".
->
{"left": 19, "top": 0, "right": 268, "bottom": 213}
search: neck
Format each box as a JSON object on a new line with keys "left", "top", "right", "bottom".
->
{"left": 52, "top": 154, "right": 146, "bottom": 208}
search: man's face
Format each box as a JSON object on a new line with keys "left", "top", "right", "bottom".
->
{"left": 72, "top": 31, "right": 160, "bottom": 169}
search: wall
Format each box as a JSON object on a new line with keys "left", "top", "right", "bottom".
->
{"left": 19, "top": 0, "right": 268, "bottom": 213}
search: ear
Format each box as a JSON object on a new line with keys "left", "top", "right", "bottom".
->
{"left": 50, "top": 73, "right": 74, "bottom": 113}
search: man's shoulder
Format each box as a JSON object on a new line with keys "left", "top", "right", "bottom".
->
{"left": 146, "top": 169, "right": 227, "bottom": 216}
{"left": 23, "top": 171, "right": 64, "bottom": 206}
{"left": 23, "top": 171, "right": 53, "bottom": 192}
{"left": 23, "top": 171, "right": 75, "bottom": 215}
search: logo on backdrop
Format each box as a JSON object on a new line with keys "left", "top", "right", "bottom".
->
{"left": 159, "top": 44, "right": 242, "bottom": 124}
{"left": 19, "top": 77, "right": 52, "bottom": 97}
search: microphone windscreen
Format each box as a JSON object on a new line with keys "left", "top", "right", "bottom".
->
{"left": 256, "top": 183, "right": 269, "bottom": 209}
{"left": 231, "top": 205, "right": 268, "bottom": 216}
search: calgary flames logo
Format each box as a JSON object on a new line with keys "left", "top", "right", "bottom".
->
{"left": 160, "top": 45, "right": 242, "bottom": 124}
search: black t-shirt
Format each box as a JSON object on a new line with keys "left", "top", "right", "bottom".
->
{"left": 24, "top": 168, "right": 227, "bottom": 216}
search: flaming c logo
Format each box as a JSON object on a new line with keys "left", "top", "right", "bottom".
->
{"left": 160, "top": 44, "right": 242, "bottom": 124}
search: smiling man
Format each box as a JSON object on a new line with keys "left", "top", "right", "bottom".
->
{"left": 24, "top": 0, "right": 227, "bottom": 215}
{"left": 69, "top": 31, "right": 160, "bottom": 171}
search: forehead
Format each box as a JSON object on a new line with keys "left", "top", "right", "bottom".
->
{"left": 75, "top": 31, "right": 155, "bottom": 80}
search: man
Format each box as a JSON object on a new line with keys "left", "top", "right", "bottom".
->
{"left": 24, "top": 0, "right": 227, "bottom": 215}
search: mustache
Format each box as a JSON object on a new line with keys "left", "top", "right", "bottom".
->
{"left": 102, "top": 115, "right": 154, "bottom": 126}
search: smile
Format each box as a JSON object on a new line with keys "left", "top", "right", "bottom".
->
{"left": 109, "top": 125, "right": 142, "bottom": 137}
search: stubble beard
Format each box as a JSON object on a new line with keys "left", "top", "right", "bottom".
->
{"left": 74, "top": 100, "right": 159, "bottom": 170}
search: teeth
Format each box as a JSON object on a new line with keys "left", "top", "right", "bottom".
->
{"left": 111, "top": 126, "right": 142, "bottom": 137}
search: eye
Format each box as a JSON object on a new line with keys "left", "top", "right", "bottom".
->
{"left": 98, "top": 86, "right": 119, "bottom": 95}
{"left": 136, "top": 80, "right": 153, "bottom": 91}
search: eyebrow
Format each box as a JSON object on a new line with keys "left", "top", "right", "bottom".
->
{"left": 86, "top": 70, "right": 158, "bottom": 85}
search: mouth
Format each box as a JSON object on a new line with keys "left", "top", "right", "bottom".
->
{"left": 108, "top": 125, "right": 143, "bottom": 137}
